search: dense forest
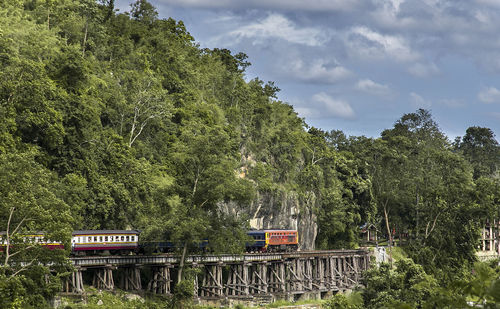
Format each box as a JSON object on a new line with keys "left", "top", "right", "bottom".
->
{"left": 1, "top": 0, "right": 500, "bottom": 308}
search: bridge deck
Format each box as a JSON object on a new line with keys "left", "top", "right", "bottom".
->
{"left": 70, "top": 249, "right": 369, "bottom": 267}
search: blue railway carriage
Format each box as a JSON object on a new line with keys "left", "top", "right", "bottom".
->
{"left": 71, "top": 230, "right": 140, "bottom": 255}
{"left": 247, "top": 229, "right": 299, "bottom": 252}
{"left": 247, "top": 230, "right": 267, "bottom": 252}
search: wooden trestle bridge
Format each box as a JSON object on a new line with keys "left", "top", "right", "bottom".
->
{"left": 63, "top": 249, "right": 371, "bottom": 301}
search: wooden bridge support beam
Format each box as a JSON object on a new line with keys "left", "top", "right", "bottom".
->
{"left": 200, "top": 263, "right": 223, "bottom": 298}
{"left": 286, "top": 259, "right": 302, "bottom": 292}
{"left": 250, "top": 262, "right": 268, "bottom": 294}
{"left": 119, "top": 265, "right": 142, "bottom": 291}
{"left": 225, "top": 262, "right": 250, "bottom": 296}
{"left": 92, "top": 266, "right": 114, "bottom": 290}
{"left": 313, "top": 257, "right": 325, "bottom": 290}
{"left": 148, "top": 265, "right": 172, "bottom": 295}
{"left": 326, "top": 257, "right": 336, "bottom": 291}
{"left": 268, "top": 261, "right": 285, "bottom": 293}
{"left": 62, "top": 267, "right": 85, "bottom": 293}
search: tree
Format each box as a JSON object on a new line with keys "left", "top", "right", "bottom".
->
{"left": 456, "top": 126, "right": 500, "bottom": 179}
{"left": 362, "top": 259, "right": 439, "bottom": 308}
{"left": 119, "top": 68, "right": 171, "bottom": 147}
{"left": 130, "top": 0, "right": 158, "bottom": 25}
{"left": 0, "top": 151, "right": 73, "bottom": 307}
{"left": 424, "top": 261, "right": 500, "bottom": 308}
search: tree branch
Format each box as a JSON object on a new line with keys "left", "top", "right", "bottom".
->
{"left": 7, "top": 259, "right": 36, "bottom": 279}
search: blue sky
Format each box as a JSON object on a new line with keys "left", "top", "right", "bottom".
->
{"left": 115, "top": 0, "right": 500, "bottom": 140}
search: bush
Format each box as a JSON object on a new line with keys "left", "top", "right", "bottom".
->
{"left": 323, "top": 292, "right": 363, "bottom": 309}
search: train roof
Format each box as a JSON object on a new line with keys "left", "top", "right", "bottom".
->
{"left": 0, "top": 231, "right": 46, "bottom": 235}
{"left": 248, "top": 229, "right": 297, "bottom": 233}
{"left": 72, "top": 230, "right": 140, "bottom": 235}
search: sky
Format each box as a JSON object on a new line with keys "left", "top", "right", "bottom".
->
{"left": 115, "top": 0, "right": 500, "bottom": 140}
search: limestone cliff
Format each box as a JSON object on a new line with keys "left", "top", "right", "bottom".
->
{"left": 219, "top": 190, "right": 318, "bottom": 250}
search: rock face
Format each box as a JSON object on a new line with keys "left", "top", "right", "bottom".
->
{"left": 220, "top": 190, "right": 318, "bottom": 250}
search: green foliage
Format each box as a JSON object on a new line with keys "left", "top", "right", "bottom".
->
{"left": 456, "top": 126, "right": 500, "bottom": 179}
{"left": 324, "top": 292, "right": 364, "bottom": 309}
{"left": 0, "top": 268, "right": 65, "bottom": 309}
{"left": 61, "top": 288, "right": 163, "bottom": 309}
{"left": 423, "top": 261, "right": 500, "bottom": 308}
{"left": 362, "top": 259, "right": 439, "bottom": 308}
{"left": 171, "top": 279, "right": 195, "bottom": 309}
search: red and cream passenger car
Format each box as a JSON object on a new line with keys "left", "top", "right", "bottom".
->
{"left": 71, "top": 230, "right": 140, "bottom": 255}
{"left": 0, "top": 232, "right": 64, "bottom": 250}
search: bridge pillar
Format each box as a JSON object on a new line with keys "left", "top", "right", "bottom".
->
{"left": 92, "top": 266, "right": 115, "bottom": 290}
{"left": 286, "top": 259, "right": 302, "bottom": 292}
{"left": 268, "top": 261, "right": 285, "bottom": 293}
{"left": 225, "top": 262, "right": 249, "bottom": 296}
{"left": 250, "top": 262, "right": 268, "bottom": 294}
{"left": 62, "top": 267, "right": 85, "bottom": 293}
{"left": 326, "top": 257, "right": 336, "bottom": 290}
{"left": 304, "top": 258, "right": 313, "bottom": 291}
{"left": 200, "top": 262, "right": 223, "bottom": 298}
{"left": 148, "top": 265, "right": 172, "bottom": 294}
{"left": 119, "top": 265, "right": 142, "bottom": 291}
{"left": 314, "top": 257, "right": 325, "bottom": 290}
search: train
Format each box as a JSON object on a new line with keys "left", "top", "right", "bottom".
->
{"left": 74, "top": 229, "right": 299, "bottom": 254}
{"left": 2, "top": 229, "right": 298, "bottom": 255}
{"left": 71, "top": 230, "right": 140, "bottom": 255}
{"left": 247, "top": 229, "right": 298, "bottom": 252}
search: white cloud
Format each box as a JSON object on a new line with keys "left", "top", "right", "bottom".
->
{"left": 410, "top": 92, "right": 432, "bottom": 108}
{"left": 224, "top": 14, "right": 327, "bottom": 46}
{"left": 347, "top": 26, "right": 419, "bottom": 62}
{"left": 156, "top": 0, "right": 360, "bottom": 11}
{"left": 408, "top": 62, "right": 440, "bottom": 77}
{"left": 478, "top": 87, "right": 500, "bottom": 103}
{"left": 356, "top": 79, "right": 392, "bottom": 97}
{"left": 286, "top": 58, "right": 353, "bottom": 83}
{"left": 295, "top": 92, "right": 355, "bottom": 120}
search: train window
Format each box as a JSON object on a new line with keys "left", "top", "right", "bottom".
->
{"left": 126, "top": 236, "right": 129, "bottom": 241}
{"left": 72, "top": 238, "right": 75, "bottom": 243}
{"left": 110, "top": 236, "right": 114, "bottom": 242}
{"left": 121, "top": 236, "right": 124, "bottom": 241}
{"left": 99, "top": 236, "right": 103, "bottom": 242}
{"left": 105, "top": 236, "right": 108, "bottom": 242}
{"left": 88, "top": 237, "right": 91, "bottom": 242}
{"left": 94, "top": 236, "right": 97, "bottom": 242}
{"left": 131, "top": 236, "right": 135, "bottom": 241}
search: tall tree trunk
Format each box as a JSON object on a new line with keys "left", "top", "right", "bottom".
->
{"left": 177, "top": 242, "right": 188, "bottom": 284}
{"left": 82, "top": 20, "right": 88, "bottom": 57}
{"left": 383, "top": 199, "right": 393, "bottom": 267}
